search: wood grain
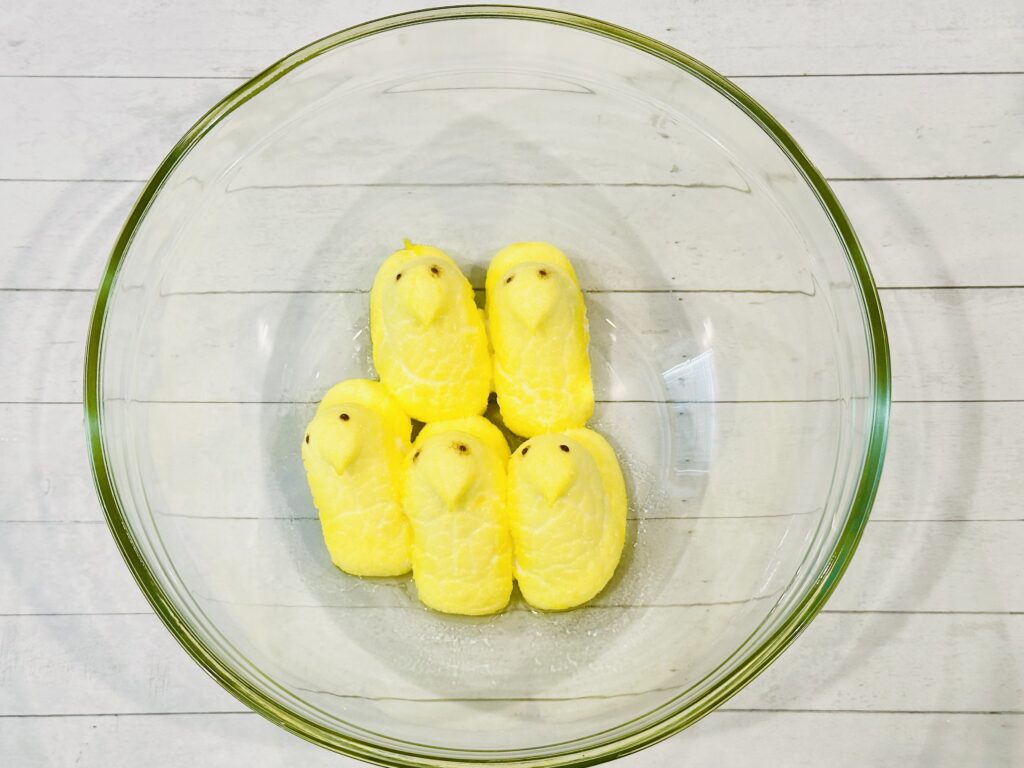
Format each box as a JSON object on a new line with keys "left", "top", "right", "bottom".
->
{"left": 3, "top": 0, "right": 1022, "bottom": 78}
{"left": 116, "top": 291, "right": 841, "bottom": 402}
{"left": 0, "top": 405, "right": 98, "bottom": 522}
{"left": 1, "top": 710, "right": 1019, "bottom": 767}
{"left": 7, "top": 179, "right": 1024, "bottom": 292}
{"left": 0, "top": 290, "right": 91, "bottom": 403}
{"left": 876, "top": 402, "right": 1024, "bottom": 522}
{"left": 1, "top": 75, "right": 1021, "bottom": 183}
{"left": 0, "top": 516, "right": 805, "bottom": 613}
{"left": 4, "top": 0, "right": 1023, "bottom": 763}
{"left": 2, "top": 612, "right": 1020, "bottom": 713}
{"left": 4, "top": 287, "right": 1024, "bottom": 403}
{"left": 883, "top": 288, "right": 1024, "bottom": 401}
{"left": 5, "top": 515, "right": 1021, "bottom": 616}
{"left": 832, "top": 179, "right": 1024, "bottom": 289}
{"left": 6, "top": 402, "right": 1023, "bottom": 525}
{"left": 0, "top": 615, "right": 239, "bottom": 716}
{"left": 0, "top": 180, "right": 142, "bottom": 290}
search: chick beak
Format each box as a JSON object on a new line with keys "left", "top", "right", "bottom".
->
{"left": 399, "top": 267, "right": 447, "bottom": 326}
{"left": 508, "top": 269, "right": 559, "bottom": 331}
{"left": 424, "top": 446, "right": 477, "bottom": 508}
{"left": 320, "top": 427, "right": 360, "bottom": 474}
{"left": 525, "top": 449, "right": 577, "bottom": 503}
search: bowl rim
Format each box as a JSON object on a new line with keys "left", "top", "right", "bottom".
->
{"left": 84, "top": 4, "right": 892, "bottom": 766}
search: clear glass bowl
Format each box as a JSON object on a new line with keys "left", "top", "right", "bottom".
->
{"left": 85, "top": 6, "right": 890, "bottom": 766}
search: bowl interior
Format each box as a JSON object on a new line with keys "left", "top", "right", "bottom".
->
{"left": 93, "top": 10, "right": 884, "bottom": 764}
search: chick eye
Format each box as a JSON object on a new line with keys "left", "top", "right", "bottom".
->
{"left": 559, "top": 444, "right": 570, "bottom": 452}
{"left": 430, "top": 265, "right": 441, "bottom": 276}
{"left": 456, "top": 443, "right": 469, "bottom": 454}
{"left": 305, "top": 434, "right": 310, "bottom": 444}
{"left": 538, "top": 269, "right": 549, "bottom": 277}
{"left": 395, "top": 272, "right": 403, "bottom": 281}
{"left": 339, "top": 413, "right": 350, "bottom": 421}
{"left": 521, "top": 446, "right": 530, "bottom": 456}
{"left": 505, "top": 274, "right": 515, "bottom": 284}
{"left": 412, "top": 450, "right": 421, "bottom": 462}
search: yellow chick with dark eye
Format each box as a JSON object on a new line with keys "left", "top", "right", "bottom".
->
{"left": 508, "top": 428, "right": 626, "bottom": 611}
{"left": 485, "top": 242, "right": 594, "bottom": 438}
{"left": 371, "top": 241, "right": 491, "bottom": 422}
{"left": 402, "top": 416, "right": 513, "bottom": 616}
{"left": 301, "top": 379, "right": 412, "bottom": 577}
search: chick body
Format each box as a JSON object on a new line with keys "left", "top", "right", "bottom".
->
{"left": 486, "top": 242, "right": 594, "bottom": 437}
{"left": 371, "top": 242, "right": 490, "bottom": 422}
{"left": 508, "top": 428, "right": 626, "bottom": 610}
{"left": 301, "top": 379, "right": 412, "bottom": 576}
{"left": 402, "top": 416, "right": 513, "bottom": 615}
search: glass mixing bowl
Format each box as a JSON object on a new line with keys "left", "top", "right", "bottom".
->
{"left": 85, "top": 6, "right": 890, "bottom": 766}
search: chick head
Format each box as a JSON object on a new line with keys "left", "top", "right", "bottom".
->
{"left": 378, "top": 242, "right": 463, "bottom": 327}
{"left": 304, "top": 403, "right": 373, "bottom": 474}
{"left": 411, "top": 430, "right": 484, "bottom": 509}
{"left": 514, "top": 433, "right": 582, "bottom": 503}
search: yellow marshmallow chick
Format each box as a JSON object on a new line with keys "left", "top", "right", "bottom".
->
{"left": 508, "top": 428, "right": 626, "bottom": 611}
{"left": 485, "top": 242, "right": 594, "bottom": 438}
{"left": 402, "top": 416, "right": 513, "bottom": 616}
{"left": 371, "top": 242, "right": 490, "bottom": 422}
{"left": 301, "top": 379, "right": 412, "bottom": 577}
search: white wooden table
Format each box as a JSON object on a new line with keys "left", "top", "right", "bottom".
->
{"left": 2, "top": 1, "right": 1022, "bottom": 765}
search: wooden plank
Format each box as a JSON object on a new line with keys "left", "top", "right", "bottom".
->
{"left": 0, "top": 405, "right": 99, "bottom": 522}
{"left": 0, "top": 515, "right": 799, "bottom": 612}
{"left": 627, "top": 711, "right": 1024, "bottom": 767}
{"left": 1, "top": 75, "right": 1021, "bottom": 183}
{"left": 884, "top": 288, "right": 1024, "bottom": 401}
{"left": 0, "top": 714, "right": 346, "bottom": 768}
{"left": 1, "top": 522, "right": 148, "bottom": 615}
{"left": 876, "top": 402, "right": 1024, "bottom": 522}
{"left": 742, "top": 74, "right": 1024, "bottom": 180}
{"left": 6, "top": 514, "right": 1021, "bottom": 615}
{"left": 0, "top": 181, "right": 142, "bottom": 290}
{"left": 6, "top": 401, "right": 1022, "bottom": 525}
{"left": 2, "top": 710, "right": 1018, "bottom": 768}
{"left": 97, "top": 290, "right": 840, "bottom": 403}
{"left": 832, "top": 179, "right": 1024, "bottom": 289}
{"left": 85, "top": 183, "right": 1024, "bottom": 296}
{"left": 2, "top": 613, "right": 1020, "bottom": 714}
{"left": 5, "top": 287, "right": 1024, "bottom": 406}
{"left": 0, "top": 290, "right": 91, "bottom": 403}
{"left": 4, "top": 286, "right": 1018, "bottom": 404}
{"left": 9, "top": 179, "right": 1023, "bottom": 293}
{"left": 828, "top": 521, "right": 1024, "bottom": 612}
{"left": 130, "top": 399, "right": 839, "bottom": 520}
{"left": 109, "top": 516, "right": 804, "bottom": 609}
{"left": 0, "top": 77, "right": 235, "bottom": 181}
{"left": 0, "top": 605, "right": 783, "bottom": 746}
{"left": 740, "top": 613, "right": 1024, "bottom": 713}
{"left": 0, "top": 615, "right": 238, "bottom": 716}
{"left": 3, "top": 0, "right": 1022, "bottom": 77}
{"left": 115, "top": 183, "right": 816, "bottom": 295}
